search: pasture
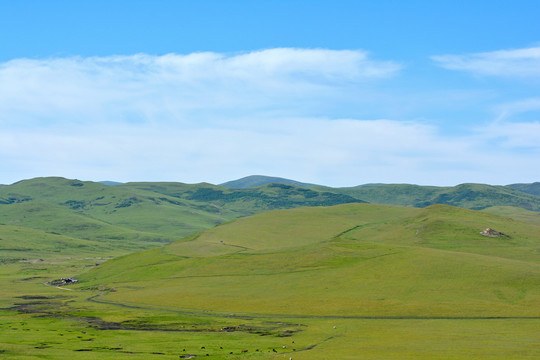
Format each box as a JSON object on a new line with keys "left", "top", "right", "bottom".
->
{"left": 2, "top": 203, "right": 539, "bottom": 358}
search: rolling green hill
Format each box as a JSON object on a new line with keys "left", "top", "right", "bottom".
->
{"left": 120, "top": 181, "right": 362, "bottom": 213}
{"left": 507, "top": 182, "right": 540, "bottom": 197}
{"left": 0, "top": 177, "right": 363, "bottom": 257}
{"left": 220, "top": 176, "right": 540, "bottom": 211}
{"left": 68, "top": 203, "right": 540, "bottom": 359}
{"left": 328, "top": 182, "right": 540, "bottom": 211}
{"left": 481, "top": 205, "right": 540, "bottom": 226}
{"left": 81, "top": 203, "right": 540, "bottom": 317}
{"left": 2, "top": 176, "right": 539, "bottom": 260}
{"left": 2, "top": 190, "right": 540, "bottom": 358}
{"left": 2, "top": 176, "right": 539, "bottom": 261}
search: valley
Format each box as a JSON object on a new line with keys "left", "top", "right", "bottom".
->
{"left": 1, "top": 177, "right": 540, "bottom": 358}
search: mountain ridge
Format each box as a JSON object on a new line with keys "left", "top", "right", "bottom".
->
{"left": 220, "top": 174, "right": 318, "bottom": 188}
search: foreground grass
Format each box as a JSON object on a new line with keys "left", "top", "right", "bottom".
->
{"left": 2, "top": 203, "right": 540, "bottom": 358}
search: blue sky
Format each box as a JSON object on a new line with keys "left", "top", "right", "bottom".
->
{"left": 1, "top": 0, "right": 539, "bottom": 186}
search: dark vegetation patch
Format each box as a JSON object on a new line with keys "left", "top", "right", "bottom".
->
{"left": 0, "top": 258, "right": 25, "bottom": 264}
{"left": 16, "top": 295, "right": 52, "bottom": 300}
{"left": 7, "top": 300, "right": 65, "bottom": 314}
{"left": 20, "top": 276, "right": 48, "bottom": 281}
{"left": 0, "top": 193, "right": 33, "bottom": 204}
{"left": 60, "top": 223, "right": 101, "bottom": 231}
{"left": 158, "top": 197, "right": 184, "bottom": 206}
{"left": 7, "top": 297, "right": 304, "bottom": 339}
{"left": 114, "top": 197, "right": 142, "bottom": 208}
{"left": 61, "top": 200, "right": 87, "bottom": 210}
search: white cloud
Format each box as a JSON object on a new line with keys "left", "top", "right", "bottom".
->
{"left": 1, "top": 49, "right": 538, "bottom": 186}
{"left": 0, "top": 49, "right": 401, "bottom": 127}
{"left": 1, "top": 116, "right": 538, "bottom": 187}
{"left": 432, "top": 46, "right": 540, "bottom": 77}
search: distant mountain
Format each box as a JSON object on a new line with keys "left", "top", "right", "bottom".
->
{"left": 99, "top": 180, "right": 123, "bottom": 186}
{"left": 220, "top": 175, "right": 317, "bottom": 188}
{"left": 506, "top": 182, "right": 540, "bottom": 197}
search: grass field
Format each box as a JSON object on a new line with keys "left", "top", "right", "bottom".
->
{"left": 2, "top": 203, "right": 539, "bottom": 358}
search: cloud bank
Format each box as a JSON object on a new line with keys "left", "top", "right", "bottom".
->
{"left": 1, "top": 48, "right": 539, "bottom": 186}
{"left": 0, "top": 48, "right": 401, "bottom": 126}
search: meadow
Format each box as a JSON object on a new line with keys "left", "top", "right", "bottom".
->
{"left": 1, "top": 196, "right": 539, "bottom": 359}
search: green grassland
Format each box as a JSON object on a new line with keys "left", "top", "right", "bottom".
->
{"left": 481, "top": 205, "right": 540, "bottom": 226}
{"left": 81, "top": 204, "right": 540, "bottom": 318}
{"left": 2, "top": 203, "right": 536, "bottom": 358}
{"left": 2, "top": 177, "right": 540, "bottom": 359}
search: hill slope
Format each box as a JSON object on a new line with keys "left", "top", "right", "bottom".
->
{"left": 220, "top": 176, "right": 540, "bottom": 211}
{"left": 507, "top": 182, "right": 540, "bottom": 197}
{"left": 0, "top": 177, "right": 363, "bottom": 256}
{"left": 81, "top": 203, "right": 540, "bottom": 318}
{"left": 330, "top": 182, "right": 540, "bottom": 211}
{"left": 3, "top": 200, "right": 540, "bottom": 359}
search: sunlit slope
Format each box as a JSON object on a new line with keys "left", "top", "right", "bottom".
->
{"left": 0, "top": 224, "right": 109, "bottom": 259}
{"left": 482, "top": 205, "right": 540, "bottom": 226}
{"left": 80, "top": 203, "right": 540, "bottom": 318}
{"left": 0, "top": 201, "right": 174, "bottom": 253}
{"left": 0, "top": 177, "right": 236, "bottom": 239}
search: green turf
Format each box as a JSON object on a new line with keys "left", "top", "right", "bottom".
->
{"left": 2, "top": 197, "right": 540, "bottom": 358}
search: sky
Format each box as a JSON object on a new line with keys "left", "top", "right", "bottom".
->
{"left": 1, "top": 0, "right": 539, "bottom": 186}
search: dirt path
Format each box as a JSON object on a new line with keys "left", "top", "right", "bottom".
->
{"left": 42, "top": 281, "right": 74, "bottom": 291}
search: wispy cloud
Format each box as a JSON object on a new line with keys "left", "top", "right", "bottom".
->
{"left": 494, "top": 97, "right": 540, "bottom": 122}
{"left": 1, "top": 49, "right": 538, "bottom": 186}
{"left": 479, "top": 120, "right": 540, "bottom": 149}
{"left": 0, "top": 48, "right": 401, "bottom": 127}
{"left": 1, "top": 116, "right": 538, "bottom": 186}
{"left": 431, "top": 46, "right": 540, "bottom": 77}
